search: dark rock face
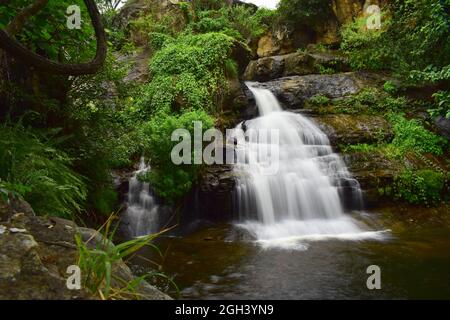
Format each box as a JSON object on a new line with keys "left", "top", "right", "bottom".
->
{"left": 183, "top": 165, "right": 236, "bottom": 225}
{"left": 244, "top": 52, "right": 350, "bottom": 82}
{"left": 343, "top": 152, "right": 400, "bottom": 206}
{"left": 0, "top": 199, "right": 170, "bottom": 300}
{"left": 434, "top": 116, "right": 450, "bottom": 141}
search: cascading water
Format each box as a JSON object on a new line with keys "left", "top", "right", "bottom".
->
{"left": 232, "top": 82, "right": 387, "bottom": 249}
{"left": 121, "top": 157, "right": 160, "bottom": 238}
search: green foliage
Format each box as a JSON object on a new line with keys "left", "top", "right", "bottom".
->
{"left": 277, "top": 0, "right": 332, "bottom": 29}
{"left": 307, "top": 94, "right": 330, "bottom": 107}
{"left": 340, "top": 16, "right": 390, "bottom": 71}
{"left": 429, "top": 91, "right": 450, "bottom": 119}
{"left": 0, "top": 0, "right": 96, "bottom": 62}
{"left": 141, "top": 110, "right": 215, "bottom": 202}
{"left": 394, "top": 169, "right": 445, "bottom": 205}
{"left": 139, "top": 32, "right": 236, "bottom": 115}
{"left": 334, "top": 88, "right": 407, "bottom": 114}
{"left": 0, "top": 124, "right": 87, "bottom": 218}
{"left": 383, "top": 81, "right": 398, "bottom": 94}
{"left": 148, "top": 32, "right": 174, "bottom": 51}
{"left": 341, "top": 0, "right": 450, "bottom": 81}
{"left": 188, "top": 6, "right": 274, "bottom": 42}
{"left": 388, "top": 113, "right": 447, "bottom": 156}
{"left": 76, "top": 214, "right": 176, "bottom": 299}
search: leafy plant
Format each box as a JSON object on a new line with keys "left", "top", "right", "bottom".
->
{"left": 341, "top": 0, "right": 450, "bottom": 81}
{"left": 0, "top": 124, "right": 87, "bottom": 218}
{"left": 388, "top": 113, "right": 447, "bottom": 156}
{"left": 394, "top": 169, "right": 445, "bottom": 205}
{"left": 277, "top": 0, "right": 332, "bottom": 29}
{"left": 76, "top": 214, "right": 177, "bottom": 299}
{"left": 307, "top": 94, "right": 330, "bottom": 107}
{"left": 141, "top": 109, "right": 215, "bottom": 201}
{"left": 383, "top": 81, "right": 398, "bottom": 94}
{"left": 429, "top": 91, "right": 450, "bottom": 119}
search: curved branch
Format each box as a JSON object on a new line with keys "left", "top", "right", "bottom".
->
{"left": 0, "top": 0, "right": 107, "bottom": 76}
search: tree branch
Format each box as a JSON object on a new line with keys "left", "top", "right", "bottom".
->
{"left": 0, "top": 0, "right": 107, "bottom": 76}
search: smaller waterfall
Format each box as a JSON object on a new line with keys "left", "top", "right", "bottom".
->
{"left": 122, "top": 157, "right": 160, "bottom": 238}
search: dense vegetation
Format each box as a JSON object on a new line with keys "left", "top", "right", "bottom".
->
{"left": 0, "top": 0, "right": 448, "bottom": 225}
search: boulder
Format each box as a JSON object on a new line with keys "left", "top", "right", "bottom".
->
{"left": 247, "top": 72, "right": 390, "bottom": 111}
{"left": 244, "top": 51, "right": 350, "bottom": 81}
{"left": 0, "top": 199, "right": 170, "bottom": 300}
{"left": 312, "top": 114, "right": 393, "bottom": 145}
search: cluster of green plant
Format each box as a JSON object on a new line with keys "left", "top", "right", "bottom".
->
{"left": 140, "top": 110, "right": 214, "bottom": 202}
{"left": 429, "top": 91, "right": 450, "bottom": 119}
{"left": 394, "top": 169, "right": 445, "bottom": 206}
{"left": 75, "top": 214, "right": 177, "bottom": 299}
{"left": 0, "top": 0, "right": 96, "bottom": 63}
{"left": 0, "top": 124, "right": 87, "bottom": 218}
{"left": 388, "top": 113, "right": 447, "bottom": 156}
{"left": 307, "top": 94, "right": 330, "bottom": 107}
{"left": 340, "top": 0, "right": 450, "bottom": 82}
{"left": 333, "top": 88, "right": 407, "bottom": 115}
{"left": 187, "top": 5, "right": 275, "bottom": 42}
{"left": 277, "top": 0, "right": 332, "bottom": 30}
{"left": 138, "top": 32, "right": 236, "bottom": 116}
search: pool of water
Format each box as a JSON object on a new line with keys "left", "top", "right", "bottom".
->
{"left": 130, "top": 207, "right": 450, "bottom": 300}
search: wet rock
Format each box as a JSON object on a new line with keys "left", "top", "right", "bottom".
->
{"left": 434, "top": 115, "right": 450, "bottom": 140}
{"left": 312, "top": 114, "right": 393, "bottom": 145}
{"left": 184, "top": 165, "right": 237, "bottom": 224}
{"left": 343, "top": 152, "right": 401, "bottom": 206}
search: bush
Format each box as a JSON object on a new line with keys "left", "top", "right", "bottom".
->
{"left": 341, "top": 0, "right": 450, "bottom": 81}
{"left": 0, "top": 124, "right": 87, "bottom": 218}
{"left": 429, "top": 91, "right": 450, "bottom": 119}
{"left": 277, "top": 0, "right": 332, "bottom": 29}
{"left": 188, "top": 6, "right": 275, "bottom": 42}
{"left": 394, "top": 169, "right": 445, "bottom": 205}
{"left": 307, "top": 94, "right": 330, "bottom": 107}
{"left": 334, "top": 88, "right": 407, "bottom": 114}
{"left": 388, "top": 113, "right": 447, "bottom": 156}
{"left": 139, "top": 32, "right": 238, "bottom": 115}
{"left": 141, "top": 109, "right": 215, "bottom": 201}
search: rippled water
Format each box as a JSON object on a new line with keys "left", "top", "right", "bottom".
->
{"left": 132, "top": 208, "right": 450, "bottom": 300}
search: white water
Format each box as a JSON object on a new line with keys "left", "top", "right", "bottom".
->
{"left": 233, "top": 82, "right": 388, "bottom": 249}
{"left": 122, "top": 157, "right": 160, "bottom": 238}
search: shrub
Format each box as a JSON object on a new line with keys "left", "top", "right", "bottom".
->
{"left": 388, "top": 113, "right": 447, "bottom": 156}
{"left": 429, "top": 91, "right": 450, "bottom": 119}
{"left": 277, "top": 0, "right": 332, "bottom": 29}
{"left": 141, "top": 109, "right": 215, "bottom": 201}
{"left": 341, "top": 0, "right": 450, "bottom": 81}
{"left": 394, "top": 169, "right": 445, "bottom": 205}
{"left": 0, "top": 124, "right": 87, "bottom": 218}
{"left": 334, "top": 88, "right": 407, "bottom": 114}
{"left": 307, "top": 94, "right": 330, "bottom": 107}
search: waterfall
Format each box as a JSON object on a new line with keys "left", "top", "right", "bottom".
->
{"left": 232, "top": 82, "right": 387, "bottom": 249}
{"left": 122, "top": 157, "right": 160, "bottom": 238}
